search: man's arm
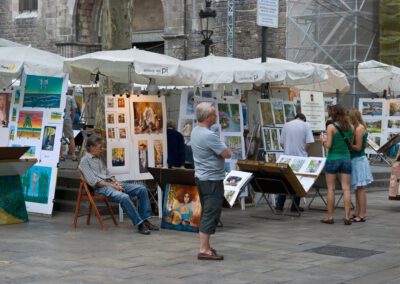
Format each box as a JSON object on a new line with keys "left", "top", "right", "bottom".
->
{"left": 220, "top": 148, "right": 232, "bottom": 159}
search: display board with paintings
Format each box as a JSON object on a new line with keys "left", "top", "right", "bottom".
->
{"left": 178, "top": 87, "right": 246, "bottom": 170}
{"left": 2, "top": 74, "right": 68, "bottom": 215}
{"left": 276, "top": 155, "right": 326, "bottom": 192}
{"left": 359, "top": 98, "right": 400, "bottom": 155}
{"left": 104, "top": 94, "right": 167, "bottom": 181}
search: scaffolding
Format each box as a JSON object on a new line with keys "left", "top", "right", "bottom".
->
{"left": 286, "top": 0, "right": 379, "bottom": 105}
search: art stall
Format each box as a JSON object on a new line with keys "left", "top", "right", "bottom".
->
{"left": 105, "top": 93, "right": 168, "bottom": 181}
{"left": 177, "top": 86, "right": 248, "bottom": 208}
{"left": 0, "top": 74, "right": 68, "bottom": 219}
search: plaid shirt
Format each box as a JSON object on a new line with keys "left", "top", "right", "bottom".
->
{"left": 79, "top": 152, "right": 112, "bottom": 188}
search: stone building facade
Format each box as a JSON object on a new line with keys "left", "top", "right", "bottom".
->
{"left": 0, "top": 0, "right": 286, "bottom": 60}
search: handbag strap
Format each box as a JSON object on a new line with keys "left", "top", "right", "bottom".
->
{"left": 333, "top": 123, "right": 352, "bottom": 153}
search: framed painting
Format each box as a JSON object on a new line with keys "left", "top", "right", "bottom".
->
{"left": 161, "top": 184, "right": 202, "bottom": 233}
{"left": 258, "top": 100, "right": 274, "bottom": 126}
{"left": 218, "top": 102, "right": 241, "bottom": 133}
{"left": 20, "top": 164, "right": 58, "bottom": 215}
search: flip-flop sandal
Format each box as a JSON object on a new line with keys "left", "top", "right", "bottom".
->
{"left": 60, "top": 157, "right": 65, "bottom": 161}
{"left": 352, "top": 217, "right": 366, "bottom": 222}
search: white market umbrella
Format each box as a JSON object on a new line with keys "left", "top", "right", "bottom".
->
{"left": 292, "top": 62, "right": 349, "bottom": 94}
{"left": 64, "top": 48, "right": 201, "bottom": 86}
{"left": 180, "top": 54, "right": 285, "bottom": 85}
{"left": 358, "top": 60, "right": 400, "bottom": 95}
{"left": 0, "top": 46, "right": 65, "bottom": 79}
{"left": 248, "top": 57, "right": 328, "bottom": 86}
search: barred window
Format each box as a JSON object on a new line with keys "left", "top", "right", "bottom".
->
{"left": 19, "top": 0, "right": 38, "bottom": 12}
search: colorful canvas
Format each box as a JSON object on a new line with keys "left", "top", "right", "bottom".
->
{"left": 154, "top": 140, "right": 163, "bottom": 168}
{"left": 224, "top": 136, "right": 243, "bottom": 160}
{"left": 138, "top": 140, "right": 149, "bottom": 173}
{"left": 259, "top": 101, "right": 274, "bottom": 125}
{"left": 117, "top": 98, "right": 125, "bottom": 108}
{"left": 111, "top": 148, "right": 126, "bottom": 167}
{"left": 289, "top": 158, "right": 306, "bottom": 173}
{"left": 23, "top": 75, "right": 63, "bottom": 108}
{"left": 360, "top": 100, "right": 384, "bottom": 116}
{"left": 17, "top": 110, "right": 43, "bottom": 139}
{"left": 119, "top": 128, "right": 127, "bottom": 139}
{"left": 50, "top": 111, "right": 62, "bottom": 122}
{"left": 133, "top": 102, "right": 163, "bottom": 134}
{"left": 20, "top": 165, "right": 52, "bottom": 204}
{"left": 118, "top": 113, "right": 126, "bottom": 124}
{"left": 9, "top": 125, "right": 15, "bottom": 141}
{"left": 389, "top": 100, "right": 400, "bottom": 116}
{"left": 272, "top": 100, "right": 285, "bottom": 125}
{"left": 11, "top": 108, "right": 17, "bottom": 122}
{"left": 41, "top": 126, "right": 56, "bottom": 151}
{"left": 162, "top": 184, "right": 202, "bottom": 232}
{"left": 284, "top": 102, "right": 296, "bottom": 122}
{"left": 107, "top": 127, "right": 116, "bottom": 139}
{"left": 387, "top": 119, "right": 400, "bottom": 129}
{"left": 218, "top": 103, "right": 241, "bottom": 132}
{"left": 14, "top": 89, "right": 21, "bottom": 105}
{"left": 365, "top": 118, "right": 382, "bottom": 134}
{"left": 107, "top": 113, "right": 115, "bottom": 124}
{"left": 262, "top": 127, "right": 272, "bottom": 151}
{"left": 0, "top": 176, "right": 28, "bottom": 224}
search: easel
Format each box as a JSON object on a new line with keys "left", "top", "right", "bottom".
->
{"left": 237, "top": 160, "right": 307, "bottom": 218}
{"left": 368, "top": 134, "right": 400, "bottom": 166}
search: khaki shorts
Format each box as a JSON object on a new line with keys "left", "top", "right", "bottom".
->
{"left": 63, "top": 119, "right": 74, "bottom": 139}
{"left": 195, "top": 179, "right": 224, "bottom": 234}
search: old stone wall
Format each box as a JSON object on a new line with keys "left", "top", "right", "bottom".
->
{"left": 0, "top": 0, "right": 286, "bottom": 60}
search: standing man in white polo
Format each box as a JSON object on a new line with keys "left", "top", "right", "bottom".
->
{"left": 275, "top": 113, "right": 314, "bottom": 212}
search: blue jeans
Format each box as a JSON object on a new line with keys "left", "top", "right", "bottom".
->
{"left": 96, "top": 182, "right": 152, "bottom": 226}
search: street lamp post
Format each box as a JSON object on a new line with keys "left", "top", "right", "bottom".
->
{"left": 199, "top": 0, "right": 216, "bottom": 56}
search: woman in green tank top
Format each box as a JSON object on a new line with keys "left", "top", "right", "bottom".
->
{"left": 348, "top": 108, "right": 373, "bottom": 222}
{"left": 320, "top": 104, "right": 353, "bottom": 225}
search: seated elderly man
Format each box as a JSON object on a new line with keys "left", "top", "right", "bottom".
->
{"left": 79, "top": 135, "right": 158, "bottom": 235}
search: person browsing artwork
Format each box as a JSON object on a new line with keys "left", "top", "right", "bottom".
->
{"left": 191, "top": 102, "right": 232, "bottom": 261}
{"left": 320, "top": 104, "right": 353, "bottom": 225}
{"left": 79, "top": 135, "right": 159, "bottom": 235}
{"left": 275, "top": 113, "right": 314, "bottom": 212}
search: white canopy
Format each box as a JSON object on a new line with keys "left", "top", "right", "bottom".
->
{"left": 292, "top": 62, "right": 349, "bottom": 93}
{"left": 0, "top": 45, "right": 65, "bottom": 86}
{"left": 248, "top": 57, "right": 328, "bottom": 86}
{"left": 64, "top": 48, "right": 201, "bottom": 86}
{"left": 358, "top": 60, "right": 400, "bottom": 95}
{"left": 180, "top": 54, "right": 285, "bottom": 85}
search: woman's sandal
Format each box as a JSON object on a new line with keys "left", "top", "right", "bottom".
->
{"left": 60, "top": 156, "right": 65, "bottom": 161}
{"left": 343, "top": 218, "right": 352, "bottom": 225}
{"left": 352, "top": 216, "right": 366, "bottom": 222}
{"left": 320, "top": 218, "right": 334, "bottom": 224}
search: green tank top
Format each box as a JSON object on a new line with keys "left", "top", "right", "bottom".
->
{"left": 327, "top": 127, "right": 353, "bottom": 161}
{"left": 351, "top": 132, "right": 368, "bottom": 158}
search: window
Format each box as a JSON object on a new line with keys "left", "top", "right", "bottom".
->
{"left": 19, "top": 0, "right": 38, "bottom": 12}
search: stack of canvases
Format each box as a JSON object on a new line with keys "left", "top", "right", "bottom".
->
{"left": 1, "top": 74, "right": 67, "bottom": 215}
{"left": 104, "top": 94, "right": 167, "bottom": 181}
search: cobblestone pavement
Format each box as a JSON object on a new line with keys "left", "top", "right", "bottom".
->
{"left": 1, "top": 190, "right": 400, "bottom": 284}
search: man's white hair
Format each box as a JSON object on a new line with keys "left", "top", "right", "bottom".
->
{"left": 195, "top": 102, "right": 214, "bottom": 122}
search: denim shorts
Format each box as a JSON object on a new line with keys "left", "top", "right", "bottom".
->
{"left": 325, "top": 158, "right": 352, "bottom": 174}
